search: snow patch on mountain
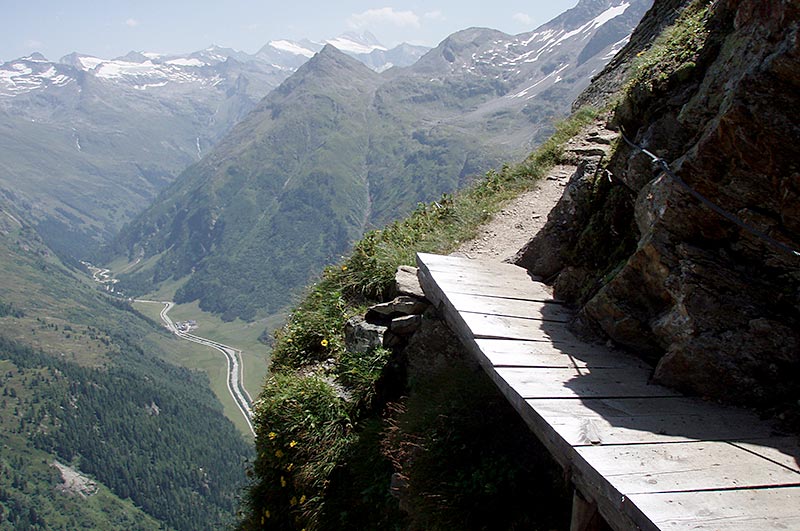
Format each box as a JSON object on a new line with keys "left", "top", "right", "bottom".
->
{"left": 0, "top": 58, "right": 74, "bottom": 96}
{"left": 604, "top": 35, "right": 632, "bottom": 59}
{"left": 465, "top": 0, "right": 633, "bottom": 74}
{"left": 325, "top": 32, "right": 387, "bottom": 55}
{"left": 269, "top": 40, "right": 316, "bottom": 57}
{"left": 77, "top": 56, "right": 104, "bottom": 70}
{"left": 1, "top": 32, "right": 427, "bottom": 97}
{"left": 555, "top": 2, "right": 631, "bottom": 45}
{"left": 166, "top": 58, "right": 206, "bottom": 67}
{"left": 325, "top": 37, "right": 385, "bottom": 54}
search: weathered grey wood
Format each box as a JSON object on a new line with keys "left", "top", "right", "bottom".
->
{"left": 478, "top": 339, "right": 584, "bottom": 368}
{"left": 448, "top": 292, "right": 572, "bottom": 322}
{"left": 525, "top": 397, "right": 777, "bottom": 446}
{"left": 418, "top": 254, "right": 557, "bottom": 301}
{"left": 477, "top": 339, "right": 651, "bottom": 369}
{"left": 433, "top": 276, "right": 556, "bottom": 301}
{"left": 424, "top": 268, "right": 548, "bottom": 291}
{"left": 628, "top": 487, "right": 800, "bottom": 531}
{"left": 495, "top": 367, "right": 680, "bottom": 399}
{"left": 418, "top": 252, "right": 527, "bottom": 275}
{"left": 577, "top": 441, "right": 800, "bottom": 495}
{"left": 416, "top": 252, "right": 800, "bottom": 531}
{"left": 731, "top": 438, "right": 800, "bottom": 473}
{"left": 461, "top": 311, "right": 585, "bottom": 343}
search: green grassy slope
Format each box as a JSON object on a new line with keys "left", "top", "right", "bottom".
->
{"left": 0, "top": 205, "right": 252, "bottom": 531}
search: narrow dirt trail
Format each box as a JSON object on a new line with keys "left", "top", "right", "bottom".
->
{"left": 454, "top": 164, "right": 575, "bottom": 261}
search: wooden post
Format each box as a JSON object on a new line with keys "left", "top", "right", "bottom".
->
{"left": 571, "top": 488, "right": 603, "bottom": 531}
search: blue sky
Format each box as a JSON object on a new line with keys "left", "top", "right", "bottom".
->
{"left": 2, "top": 1, "right": 578, "bottom": 62}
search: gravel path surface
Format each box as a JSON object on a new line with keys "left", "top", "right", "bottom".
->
{"left": 454, "top": 164, "right": 575, "bottom": 261}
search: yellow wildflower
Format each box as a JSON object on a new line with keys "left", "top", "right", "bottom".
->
{"left": 289, "top": 440, "right": 298, "bottom": 448}
{"left": 265, "top": 510, "right": 270, "bottom": 518}
{"left": 290, "top": 496, "right": 297, "bottom": 506}
{"left": 341, "top": 265, "right": 348, "bottom": 271}
{"left": 275, "top": 449, "right": 284, "bottom": 458}
{"left": 299, "top": 495, "right": 306, "bottom": 504}
{"left": 287, "top": 463, "right": 294, "bottom": 471}
{"left": 268, "top": 432, "right": 277, "bottom": 440}
{"left": 320, "top": 339, "right": 329, "bottom": 347}
{"left": 280, "top": 476, "right": 286, "bottom": 488}
{"left": 286, "top": 338, "right": 292, "bottom": 343}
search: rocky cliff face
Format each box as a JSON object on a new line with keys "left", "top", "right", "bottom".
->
{"left": 516, "top": 0, "right": 800, "bottom": 409}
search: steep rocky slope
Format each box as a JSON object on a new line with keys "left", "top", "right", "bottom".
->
{"left": 516, "top": 0, "right": 800, "bottom": 408}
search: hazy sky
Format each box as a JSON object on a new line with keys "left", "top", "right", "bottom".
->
{"left": 2, "top": 1, "right": 579, "bottom": 62}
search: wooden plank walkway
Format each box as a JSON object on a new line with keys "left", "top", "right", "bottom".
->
{"left": 416, "top": 252, "right": 800, "bottom": 531}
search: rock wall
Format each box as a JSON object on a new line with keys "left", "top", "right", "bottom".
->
{"left": 517, "top": 0, "right": 800, "bottom": 407}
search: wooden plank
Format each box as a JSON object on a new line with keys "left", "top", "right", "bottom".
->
{"left": 731, "top": 438, "right": 800, "bottom": 474}
{"left": 628, "top": 487, "right": 800, "bottom": 531}
{"left": 576, "top": 441, "right": 800, "bottom": 495}
{"left": 448, "top": 292, "right": 572, "bottom": 322}
{"left": 461, "top": 312, "right": 584, "bottom": 343}
{"left": 494, "top": 367, "right": 680, "bottom": 399}
{"left": 432, "top": 276, "right": 556, "bottom": 302}
{"left": 525, "top": 398, "right": 777, "bottom": 446}
{"left": 418, "top": 252, "right": 527, "bottom": 275}
{"left": 419, "top": 253, "right": 557, "bottom": 301}
{"left": 423, "top": 262, "right": 536, "bottom": 281}
{"left": 417, "top": 252, "right": 800, "bottom": 531}
{"left": 479, "top": 339, "right": 582, "bottom": 368}
{"left": 425, "top": 267, "right": 545, "bottom": 289}
{"left": 477, "top": 339, "right": 650, "bottom": 369}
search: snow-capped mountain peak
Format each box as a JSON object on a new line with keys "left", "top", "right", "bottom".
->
{"left": 268, "top": 40, "right": 316, "bottom": 58}
{"left": 325, "top": 31, "right": 388, "bottom": 55}
{"left": 0, "top": 55, "right": 74, "bottom": 96}
{"left": 1, "top": 31, "right": 426, "bottom": 98}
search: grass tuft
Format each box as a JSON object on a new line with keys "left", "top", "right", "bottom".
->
{"left": 623, "top": 0, "right": 714, "bottom": 97}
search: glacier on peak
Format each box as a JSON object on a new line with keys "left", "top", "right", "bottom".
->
{"left": 268, "top": 40, "right": 316, "bottom": 58}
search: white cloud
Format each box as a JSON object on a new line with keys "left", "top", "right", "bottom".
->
{"left": 424, "top": 10, "right": 444, "bottom": 20}
{"left": 513, "top": 12, "right": 534, "bottom": 25}
{"left": 125, "top": 18, "right": 140, "bottom": 28}
{"left": 348, "top": 7, "right": 421, "bottom": 29}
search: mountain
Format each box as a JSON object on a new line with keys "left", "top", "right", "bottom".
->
{"left": 0, "top": 199, "right": 252, "bottom": 530}
{"left": 258, "top": 32, "right": 429, "bottom": 72}
{"left": 0, "top": 49, "right": 286, "bottom": 260}
{"left": 0, "top": 34, "right": 428, "bottom": 261}
{"left": 112, "top": 0, "right": 653, "bottom": 321}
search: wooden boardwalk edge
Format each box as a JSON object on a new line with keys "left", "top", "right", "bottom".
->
{"left": 418, "top": 255, "right": 653, "bottom": 531}
{"left": 416, "top": 252, "right": 800, "bottom": 531}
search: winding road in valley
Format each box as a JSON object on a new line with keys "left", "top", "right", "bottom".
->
{"left": 137, "top": 300, "right": 255, "bottom": 436}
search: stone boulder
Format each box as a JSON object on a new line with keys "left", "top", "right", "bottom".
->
{"left": 394, "top": 265, "right": 426, "bottom": 299}
{"left": 344, "top": 316, "right": 387, "bottom": 354}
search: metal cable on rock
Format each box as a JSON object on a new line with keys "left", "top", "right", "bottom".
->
{"left": 618, "top": 129, "right": 800, "bottom": 258}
